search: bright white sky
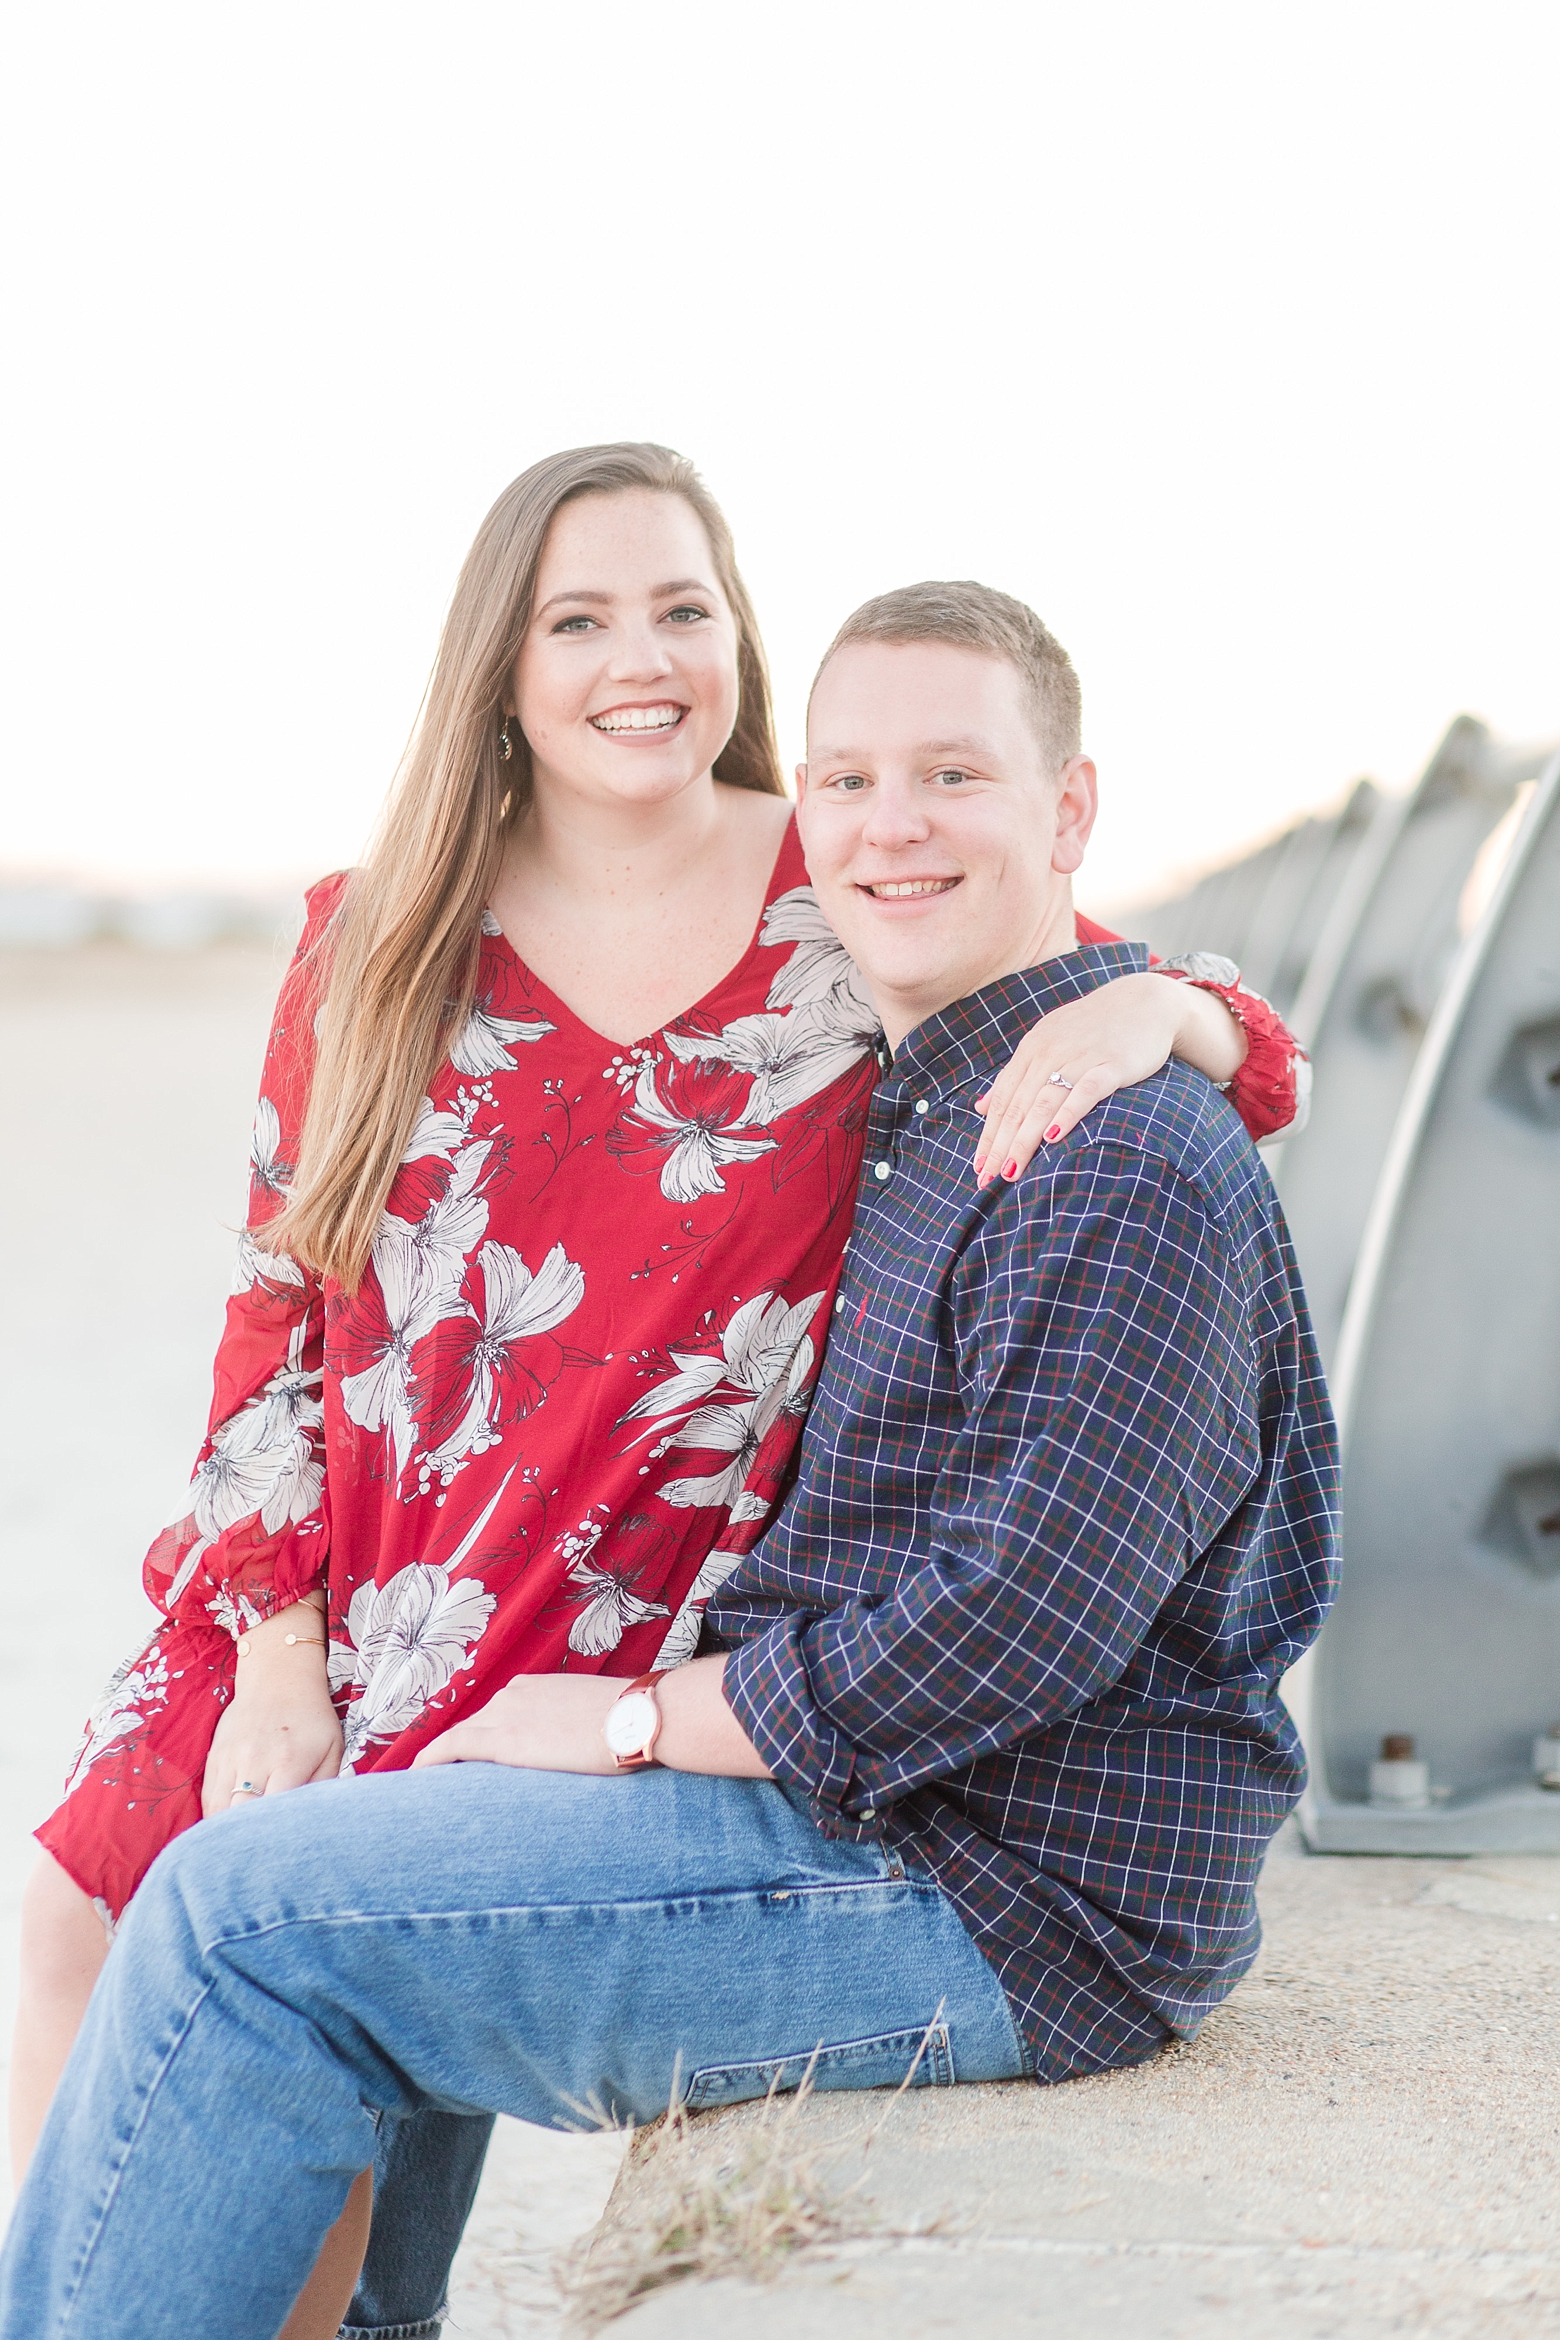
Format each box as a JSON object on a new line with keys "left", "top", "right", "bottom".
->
{"left": 4, "top": 1, "right": 1558, "bottom": 915}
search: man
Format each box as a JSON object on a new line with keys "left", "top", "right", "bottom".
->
{"left": 0, "top": 584, "right": 1338, "bottom": 2339}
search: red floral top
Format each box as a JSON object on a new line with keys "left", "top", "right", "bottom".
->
{"left": 39, "top": 822, "right": 1307, "bottom": 1919}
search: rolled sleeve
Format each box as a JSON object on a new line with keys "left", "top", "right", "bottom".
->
{"left": 721, "top": 1614, "right": 883, "bottom": 1839}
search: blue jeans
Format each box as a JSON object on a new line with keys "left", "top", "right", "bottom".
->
{"left": 1, "top": 1765, "right": 1029, "bottom": 2339}
{"left": 346, "top": 2106, "right": 495, "bottom": 2337}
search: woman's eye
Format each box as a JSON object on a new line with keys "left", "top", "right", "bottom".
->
{"left": 665, "top": 605, "right": 708, "bottom": 624}
{"left": 551, "top": 614, "right": 599, "bottom": 635}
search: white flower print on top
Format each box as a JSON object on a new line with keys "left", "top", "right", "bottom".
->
{"left": 250, "top": 1095, "right": 291, "bottom": 1197}
{"left": 450, "top": 998, "right": 556, "bottom": 1077}
{"left": 396, "top": 1139, "right": 493, "bottom": 1312}
{"left": 608, "top": 1056, "right": 777, "bottom": 1204}
{"left": 419, "top": 1239, "right": 586, "bottom": 1482}
{"left": 402, "top": 1095, "right": 470, "bottom": 1166}
{"left": 618, "top": 1290, "right": 824, "bottom": 1512}
{"left": 338, "top": 1140, "right": 493, "bottom": 1478}
{"left": 559, "top": 1510, "right": 672, "bottom": 1657}
{"left": 652, "top": 887, "right": 879, "bottom": 1127}
{"left": 164, "top": 1534, "right": 216, "bottom": 1609}
{"left": 652, "top": 1547, "right": 744, "bottom": 1670}
{"left": 663, "top": 1000, "right": 874, "bottom": 1126}
{"left": 232, "top": 1226, "right": 306, "bottom": 1297}
{"left": 338, "top": 1227, "right": 446, "bottom": 1479}
{"left": 190, "top": 1321, "right": 325, "bottom": 1544}
{"left": 758, "top": 887, "right": 879, "bottom": 1026}
{"left": 62, "top": 1632, "right": 171, "bottom": 1798}
{"left": 335, "top": 1566, "right": 498, "bottom": 1765}
{"left": 208, "top": 1587, "right": 266, "bottom": 1638}
{"left": 331, "top": 1472, "right": 508, "bottom": 1766}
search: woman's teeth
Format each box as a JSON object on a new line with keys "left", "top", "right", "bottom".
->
{"left": 590, "top": 705, "right": 683, "bottom": 733}
{"left": 868, "top": 878, "right": 959, "bottom": 898}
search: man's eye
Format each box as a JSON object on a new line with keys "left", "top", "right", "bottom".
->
{"left": 665, "top": 605, "right": 708, "bottom": 624}
{"left": 833, "top": 772, "right": 870, "bottom": 793}
{"left": 932, "top": 768, "right": 970, "bottom": 787}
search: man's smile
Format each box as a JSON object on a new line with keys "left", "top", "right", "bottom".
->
{"left": 860, "top": 876, "right": 963, "bottom": 900}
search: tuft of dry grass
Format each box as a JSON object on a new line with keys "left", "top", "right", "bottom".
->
{"left": 557, "top": 2026, "right": 948, "bottom": 2330}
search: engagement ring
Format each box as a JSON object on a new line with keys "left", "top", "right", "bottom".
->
{"left": 1048, "top": 1072, "right": 1074, "bottom": 1090}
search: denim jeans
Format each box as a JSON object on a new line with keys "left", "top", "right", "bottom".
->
{"left": 345, "top": 2106, "right": 495, "bottom": 2337}
{"left": 1, "top": 1764, "right": 1028, "bottom": 2339}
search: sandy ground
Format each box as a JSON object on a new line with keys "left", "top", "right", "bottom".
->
{"left": 0, "top": 945, "right": 624, "bottom": 2334}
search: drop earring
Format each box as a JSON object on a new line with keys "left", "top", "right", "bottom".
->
{"left": 497, "top": 719, "right": 513, "bottom": 762}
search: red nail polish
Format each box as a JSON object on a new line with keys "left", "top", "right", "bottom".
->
{"left": 1002, "top": 1159, "right": 1018, "bottom": 1179}
{"left": 1044, "top": 1124, "right": 1062, "bottom": 1142}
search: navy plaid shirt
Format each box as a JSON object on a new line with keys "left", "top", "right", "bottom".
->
{"left": 712, "top": 942, "right": 1340, "bottom": 2083}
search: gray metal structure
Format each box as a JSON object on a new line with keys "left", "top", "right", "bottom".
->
{"left": 1294, "top": 749, "right": 1560, "bottom": 1853}
{"left": 1270, "top": 720, "right": 1547, "bottom": 1368}
{"left": 1127, "top": 780, "right": 1379, "bottom": 1017}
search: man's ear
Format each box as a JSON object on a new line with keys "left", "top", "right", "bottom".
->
{"left": 1050, "top": 756, "right": 1098, "bottom": 876}
{"left": 793, "top": 761, "right": 810, "bottom": 802}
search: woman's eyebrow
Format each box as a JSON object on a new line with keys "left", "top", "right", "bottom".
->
{"left": 534, "top": 588, "right": 612, "bottom": 616}
{"left": 533, "top": 577, "right": 714, "bottom": 618}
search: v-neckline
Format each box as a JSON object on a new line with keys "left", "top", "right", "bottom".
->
{"left": 483, "top": 811, "right": 803, "bottom": 1053}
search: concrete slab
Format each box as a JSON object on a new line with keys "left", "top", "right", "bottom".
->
{"left": 597, "top": 1826, "right": 1560, "bottom": 2336}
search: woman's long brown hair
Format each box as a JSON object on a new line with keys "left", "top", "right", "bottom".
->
{"left": 258, "top": 443, "right": 784, "bottom": 1292}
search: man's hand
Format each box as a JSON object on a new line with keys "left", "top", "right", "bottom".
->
{"left": 412, "top": 1673, "right": 622, "bottom": 1774}
{"left": 411, "top": 1655, "right": 771, "bottom": 1779}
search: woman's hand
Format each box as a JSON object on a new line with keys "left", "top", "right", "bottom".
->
{"left": 973, "top": 971, "right": 1249, "bottom": 1184}
{"left": 201, "top": 1598, "right": 344, "bottom": 1816}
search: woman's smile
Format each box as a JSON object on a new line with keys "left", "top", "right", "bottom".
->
{"left": 588, "top": 701, "right": 688, "bottom": 736}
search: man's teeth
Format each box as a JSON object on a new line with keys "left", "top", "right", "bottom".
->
{"left": 869, "top": 878, "right": 958, "bottom": 898}
{"left": 590, "top": 705, "right": 683, "bottom": 733}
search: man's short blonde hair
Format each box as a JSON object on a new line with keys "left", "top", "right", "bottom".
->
{"left": 813, "top": 579, "right": 1082, "bottom": 777}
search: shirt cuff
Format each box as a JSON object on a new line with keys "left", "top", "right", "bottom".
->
{"left": 721, "top": 1618, "right": 886, "bottom": 1842}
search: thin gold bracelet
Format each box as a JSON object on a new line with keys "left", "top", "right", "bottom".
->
{"left": 235, "top": 1633, "right": 327, "bottom": 1655}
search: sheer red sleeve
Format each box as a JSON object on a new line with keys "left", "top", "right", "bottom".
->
{"left": 1075, "top": 914, "right": 1310, "bottom": 1144}
{"left": 142, "top": 874, "right": 348, "bottom": 1634}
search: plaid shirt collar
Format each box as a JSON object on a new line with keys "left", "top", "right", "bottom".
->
{"left": 875, "top": 939, "right": 1150, "bottom": 1096}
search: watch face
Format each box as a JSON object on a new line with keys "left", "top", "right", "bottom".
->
{"left": 605, "top": 1691, "right": 656, "bottom": 1758}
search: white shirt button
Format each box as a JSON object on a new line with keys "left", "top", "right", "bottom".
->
{"left": 873, "top": 1160, "right": 892, "bottom": 1180}
{"left": 913, "top": 1099, "right": 929, "bottom": 1115}
{"left": 834, "top": 1296, "right": 844, "bottom": 1313}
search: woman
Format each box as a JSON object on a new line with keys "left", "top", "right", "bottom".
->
{"left": 14, "top": 444, "right": 1304, "bottom": 2334}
